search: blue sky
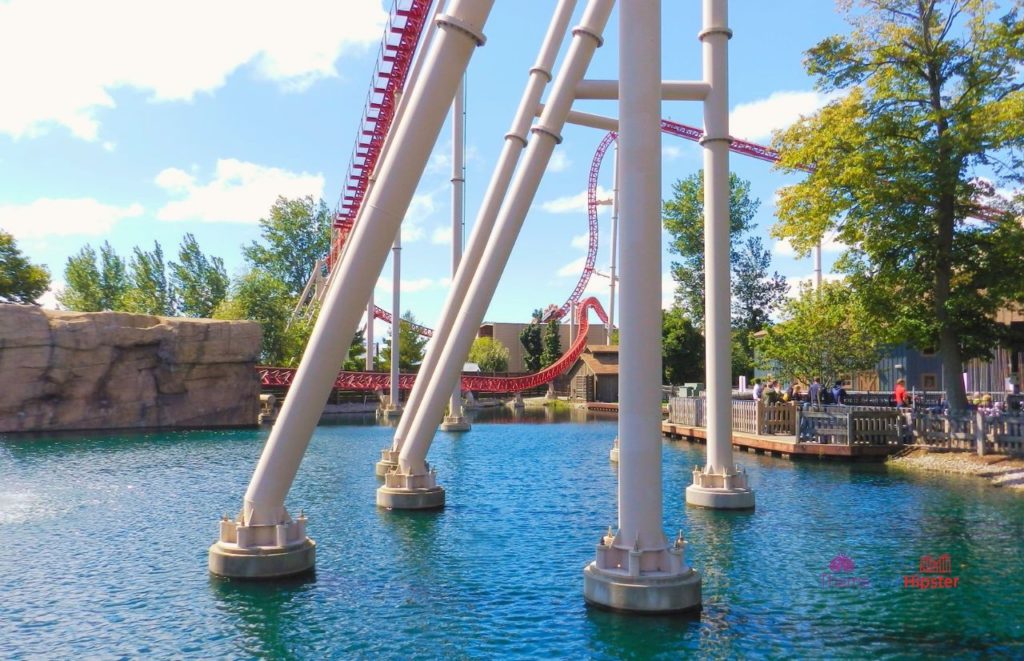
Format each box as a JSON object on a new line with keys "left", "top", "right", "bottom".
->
{"left": 0, "top": 0, "right": 856, "bottom": 333}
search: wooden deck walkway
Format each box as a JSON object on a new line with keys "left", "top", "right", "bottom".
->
{"left": 661, "top": 421, "right": 896, "bottom": 461}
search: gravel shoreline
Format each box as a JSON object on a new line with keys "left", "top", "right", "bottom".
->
{"left": 888, "top": 448, "right": 1024, "bottom": 491}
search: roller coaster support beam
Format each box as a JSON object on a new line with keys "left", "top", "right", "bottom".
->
{"left": 685, "top": 0, "right": 754, "bottom": 510}
{"left": 382, "top": 233, "right": 403, "bottom": 418}
{"left": 381, "top": 0, "right": 578, "bottom": 472}
{"left": 583, "top": 0, "right": 701, "bottom": 614}
{"left": 607, "top": 139, "right": 618, "bottom": 344}
{"left": 574, "top": 79, "right": 710, "bottom": 100}
{"left": 441, "top": 78, "right": 471, "bottom": 433}
{"left": 209, "top": 0, "right": 493, "bottom": 578}
{"left": 366, "top": 296, "right": 375, "bottom": 371}
{"left": 379, "top": 0, "right": 613, "bottom": 511}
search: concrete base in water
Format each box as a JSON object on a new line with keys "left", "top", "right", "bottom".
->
{"left": 440, "top": 416, "right": 471, "bottom": 432}
{"left": 208, "top": 538, "right": 316, "bottom": 579}
{"left": 583, "top": 563, "right": 702, "bottom": 613}
{"left": 685, "top": 484, "right": 755, "bottom": 510}
{"left": 379, "top": 405, "right": 403, "bottom": 419}
{"left": 609, "top": 437, "right": 619, "bottom": 463}
{"left": 375, "top": 447, "right": 399, "bottom": 478}
{"left": 377, "top": 485, "right": 445, "bottom": 509}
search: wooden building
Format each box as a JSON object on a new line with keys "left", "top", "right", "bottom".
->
{"left": 566, "top": 345, "right": 619, "bottom": 403}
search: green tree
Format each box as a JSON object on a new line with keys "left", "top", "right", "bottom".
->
{"left": 0, "top": 230, "right": 49, "bottom": 303}
{"left": 379, "top": 311, "right": 429, "bottom": 372}
{"left": 214, "top": 269, "right": 292, "bottom": 363}
{"left": 345, "top": 328, "right": 367, "bottom": 372}
{"left": 243, "top": 195, "right": 333, "bottom": 296}
{"left": 58, "top": 245, "right": 103, "bottom": 311}
{"left": 757, "top": 282, "right": 883, "bottom": 388}
{"left": 519, "top": 308, "right": 544, "bottom": 371}
{"left": 122, "top": 242, "right": 171, "bottom": 315}
{"left": 97, "top": 241, "right": 127, "bottom": 310}
{"left": 541, "top": 317, "right": 562, "bottom": 368}
{"left": 731, "top": 236, "right": 789, "bottom": 378}
{"left": 469, "top": 336, "right": 510, "bottom": 373}
{"left": 662, "top": 171, "right": 759, "bottom": 325}
{"left": 772, "top": 0, "right": 1024, "bottom": 410}
{"left": 662, "top": 306, "right": 705, "bottom": 385}
{"left": 170, "top": 233, "right": 229, "bottom": 317}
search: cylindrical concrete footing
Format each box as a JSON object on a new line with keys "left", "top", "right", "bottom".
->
{"left": 380, "top": 405, "right": 403, "bottom": 419}
{"left": 685, "top": 484, "right": 755, "bottom": 509}
{"left": 377, "top": 485, "right": 446, "bottom": 509}
{"left": 375, "top": 447, "right": 400, "bottom": 477}
{"left": 440, "top": 416, "right": 471, "bottom": 432}
{"left": 609, "top": 437, "right": 619, "bottom": 463}
{"left": 583, "top": 563, "right": 702, "bottom": 613}
{"left": 208, "top": 538, "right": 316, "bottom": 579}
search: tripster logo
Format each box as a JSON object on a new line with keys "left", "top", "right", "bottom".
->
{"left": 820, "top": 553, "right": 871, "bottom": 589}
{"left": 903, "top": 553, "right": 961, "bottom": 590}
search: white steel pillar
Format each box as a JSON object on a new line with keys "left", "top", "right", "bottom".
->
{"left": 441, "top": 79, "right": 471, "bottom": 432}
{"left": 208, "top": 0, "right": 493, "bottom": 578}
{"left": 375, "top": 0, "right": 578, "bottom": 478}
{"left": 366, "top": 297, "right": 375, "bottom": 371}
{"left": 685, "top": 0, "right": 754, "bottom": 509}
{"left": 378, "top": 0, "right": 614, "bottom": 511}
{"left": 607, "top": 138, "right": 619, "bottom": 344}
{"left": 813, "top": 241, "right": 822, "bottom": 290}
{"left": 383, "top": 234, "right": 403, "bottom": 418}
{"left": 583, "top": 0, "right": 701, "bottom": 613}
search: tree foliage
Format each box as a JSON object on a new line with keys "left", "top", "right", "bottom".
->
{"left": 469, "top": 336, "right": 510, "bottom": 373}
{"left": 58, "top": 245, "right": 103, "bottom": 311}
{"left": 662, "top": 170, "right": 760, "bottom": 324}
{"left": 519, "top": 309, "right": 544, "bottom": 371}
{"left": 757, "top": 282, "right": 884, "bottom": 387}
{"left": 0, "top": 230, "right": 50, "bottom": 304}
{"left": 170, "top": 233, "right": 229, "bottom": 317}
{"left": 772, "top": 0, "right": 1024, "bottom": 409}
{"left": 214, "top": 269, "right": 292, "bottom": 363}
{"left": 662, "top": 306, "right": 704, "bottom": 385}
{"left": 732, "top": 236, "right": 789, "bottom": 333}
{"left": 243, "top": 195, "right": 332, "bottom": 296}
{"left": 379, "top": 311, "right": 429, "bottom": 372}
{"left": 122, "top": 242, "right": 171, "bottom": 315}
{"left": 541, "top": 317, "right": 562, "bottom": 368}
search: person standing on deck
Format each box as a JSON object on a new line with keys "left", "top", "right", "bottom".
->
{"left": 894, "top": 378, "right": 907, "bottom": 407}
{"left": 808, "top": 377, "right": 822, "bottom": 409}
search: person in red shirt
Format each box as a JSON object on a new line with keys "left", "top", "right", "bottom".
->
{"left": 894, "top": 378, "right": 907, "bottom": 407}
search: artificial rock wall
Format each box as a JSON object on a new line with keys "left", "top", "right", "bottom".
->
{"left": 0, "top": 305, "right": 261, "bottom": 433}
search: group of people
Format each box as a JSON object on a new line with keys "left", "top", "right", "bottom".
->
{"left": 751, "top": 377, "right": 846, "bottom": 406}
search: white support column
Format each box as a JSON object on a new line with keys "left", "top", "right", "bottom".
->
{"left": 441, "top": 78, "right": 471, "bottom": 433}
{"left": 583, "top": 0, "right": 701, "bottom": 614}
{"left": 813, "top": 241, "right": 822, "bottom": 290}
{"left": 378, "top": 0, "right": 613, "bottom": 511}
{"left": 366, "top": 297, "right": 375, "bottom": 371}
{"left": 685, "top": 0, "right": 754, "bottom": 510}
{"left": 382, "top": 234, "right": 403, "bottom": 418}
{"left": 377, "top": 0, "right": 578, "bottom": 478}
{"left": 607, "top": 138, "right": 619, "bottom": 344}
{"left": 208, "top": 0, "right": 493, "bottom": 578}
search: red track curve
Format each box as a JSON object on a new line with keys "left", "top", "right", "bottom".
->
{"left": 260, "top": 297, "right": 607, "bottom": 393}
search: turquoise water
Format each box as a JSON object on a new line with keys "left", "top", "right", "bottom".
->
{"left": 2, "top": 410, "right": 1022, "bottom": 659}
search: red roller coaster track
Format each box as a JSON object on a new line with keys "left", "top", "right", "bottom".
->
{"left": 260, "top": 297, "right": 607, "bottom": 393}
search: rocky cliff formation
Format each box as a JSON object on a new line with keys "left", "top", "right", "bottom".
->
{"left": 0, "top": 305, "right": 261, "bottom": 433}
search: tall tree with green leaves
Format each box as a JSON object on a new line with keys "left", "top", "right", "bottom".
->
{"left": 662, "top": 306, "right": 704, "bottom": 385}
{"left": 540, "top": 317, "right": 562, "bottom": 368}
{"left": 214, "top": 269, "right": 292, "bottom": 363}
{"left": 58, "top": 245, "right": 103, "bottom": 311}
{"left": 243, "top": 195, "right": 333, "bottom": 296}
{"left": 379, "top": 311, "right": 429, "bottom": 372}
{"left": 0, "top": 230, "right": 49, "bottom": 304}
{"left": 757, "top": 282, "right": 884, "bottom": 388}
{"left": 97, "top": 241, "right": 127, "bottom": 310}
{"left": 170, "top": 233, "right": 229, "bottom": 318}
{"left": 469, "top": 336, "right": 510, "bottom": 373}
{"left": 772, "top": 0, "right": 1024, "bottom": 410}
{"left": 731, "top": 236, "right": 789, "bottom": 378}
{"left": 519, "top": 308, "right": 544, "bottom": 371}
{"left": 662, "top": 171, "right": 759, "bottom": 325}
{"left": 122, "top": 242, "right": 171, "bottom": 315}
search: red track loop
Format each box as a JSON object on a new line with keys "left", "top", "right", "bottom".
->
{"left": 260, "top": 297, "right": 607, "bottom": 393}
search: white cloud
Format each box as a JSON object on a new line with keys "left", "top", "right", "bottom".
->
{"left": 155, "top": 159, "right": 323, "bottom": 223}
{"left": 0, "top": 198, "right": 144, "bottom": 239}
{"left": 431, "top": 226, "right": 453, "bottom": 245}
{"left": 540, "top": 186, "right": 613, "bottom": 214}
{"left": 401, "top": 191, "right": 440, "bottom": 243}
{"left": 662, "top": 145, "right": 682, "bottom": 161}
{"left": 557, "top": 256, "right": 586, "bottom": 277}
{"left": 0, "top": 0, "right": 386, "bottom": 140}
{"left": 570, "top": 233, "right": 589, "bottom": 250}
{"left": 376, "top": 276, "right": 445, "bottom": 294}
{"left": 662, "top": 272, "right": 674, "bottom": 310}
{"left": 730, "top": 90, "right": 842, "bottom": 142}
{"left": 786, "top": 272, "right": 844, "bottom": 297}
{"left": 548, "top": 150, "right": 571, "bottom": 173}
{"left": 36, "top": 283, "right": 62, "bottom": 309}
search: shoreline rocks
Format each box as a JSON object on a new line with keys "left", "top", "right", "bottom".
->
{"left": 1, "top": 305, "right": 261, "bottom": 434}
{"left": 887, "top": 448, "right": 1024, "bottom": 492}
